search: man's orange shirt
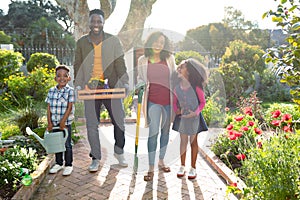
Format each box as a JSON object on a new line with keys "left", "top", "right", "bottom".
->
{"left": 92, "top": 43, "right": 104, "bottom": 79}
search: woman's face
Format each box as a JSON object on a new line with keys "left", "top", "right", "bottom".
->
{"left": 151, "top": 35, "right": 165, "bottom": 54}
{"left": 177, "top": 60, "right": 189, "bottom": 80}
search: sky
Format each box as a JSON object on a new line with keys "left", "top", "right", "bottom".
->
{"left": 1, "top": 0, "right": 278, "bottom": 39}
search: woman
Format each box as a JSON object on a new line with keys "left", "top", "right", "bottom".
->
{"left": 137, "top": 31, "right": 176, "bottom": 181}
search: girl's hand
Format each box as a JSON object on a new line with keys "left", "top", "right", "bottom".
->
{"left": 175, "top": 109, "right": 181, "bottom": 115}
{"left": 181, "top": 110, "right": 197, "bottom": 118}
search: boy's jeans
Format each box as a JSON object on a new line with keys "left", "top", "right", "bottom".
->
{"left": 55, "top": 125, "right": 73, "bottom": 166}
{"left": 147, "top": 101, "right": 171, "bottom": 166}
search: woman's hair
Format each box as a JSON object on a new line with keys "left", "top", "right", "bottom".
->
{"left": 185, "top": 58, "right": 209, "bottom": 90}
{"left": 144, "top": 31, "right": 172, "bottom": 60}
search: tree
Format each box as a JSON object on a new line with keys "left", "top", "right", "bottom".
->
{"left": 264, "top": 0, "right": 300, "bottom": 106}
{"left": 218, "top": 40, "right": 266, "bottom": 105}
{"left": 54, "top": 0, "right": 157, "bottom": 51}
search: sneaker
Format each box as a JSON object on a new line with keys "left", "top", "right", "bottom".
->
{"left": 177, "top": 165, "right": 185, "bottom": 178}
{"left": 88, "top": 159, "right": 100, "bottom": 172}
{"left": 49, "top": 164, "right": 63, "bottom": 174}
{"left": 188, "top": 167, "right": 197, "bottom": 179}
{"left": 114, "top": 153, "right": 128, "bottom": 167}
{"left": 62, "top": 166, "right": 73, "bottom": 176}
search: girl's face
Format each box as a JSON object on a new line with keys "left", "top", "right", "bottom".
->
{"left": 151, "top": 35, "right": 165, "bottom": 54}
{"left": 55, "top": 69, "right": 70, "bottom": 89}
{"left": 177, "top": 60, "right": 189, "bottom": 80}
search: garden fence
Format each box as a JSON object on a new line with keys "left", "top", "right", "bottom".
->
{"left": 14, "top": 47, "right": 75, "bottom": 66}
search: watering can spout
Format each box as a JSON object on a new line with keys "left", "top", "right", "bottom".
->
{"left": 26, "top": 127, "right": 46, "bottom": 149}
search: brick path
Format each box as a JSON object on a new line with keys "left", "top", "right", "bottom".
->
{"left": 31, "top": 124, "right": 237, "bottom": 200}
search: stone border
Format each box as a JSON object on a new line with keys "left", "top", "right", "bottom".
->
{"left": 11, "top": 154, "right": 54, "bottom": 200}
{"left": 198, "top": 133, "right": 247, "bottom": 192}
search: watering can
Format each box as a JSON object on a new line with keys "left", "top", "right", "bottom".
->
{"left": 26, "top": 127, "right": 68, "bottom": 154}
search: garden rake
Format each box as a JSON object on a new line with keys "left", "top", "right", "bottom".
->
{"left": 133, "top": 85, "right": 144, "bottom": 173}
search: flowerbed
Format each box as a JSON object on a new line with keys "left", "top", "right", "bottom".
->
{"left": 0, "top": 146, "right": 41, "bottom": 199}
{"left": 211, "top": 104, "right": 300, "bottom": 199}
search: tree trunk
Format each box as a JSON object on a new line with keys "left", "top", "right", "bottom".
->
{"left": 118, "top": 0, "right": 157, "bottom": 51}
{"left": 55, "top": 0, "right": 156, "bottom": 50}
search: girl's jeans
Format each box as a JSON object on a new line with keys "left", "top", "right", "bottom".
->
{"left": 55, "top": 125, "right": 73, "bottom": 166}
{"left": 147, "top": 101, "right": 171, "bottom": 166}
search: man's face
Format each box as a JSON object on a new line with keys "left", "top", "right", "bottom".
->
{"left": 89, "top": 14, "right": 104, "bottom": 36}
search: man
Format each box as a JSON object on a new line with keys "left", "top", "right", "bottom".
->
{"left": 74, "top": 9, "right": 129, "bottom": 171}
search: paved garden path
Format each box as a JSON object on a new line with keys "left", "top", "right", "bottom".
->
{"left": 31, "top": 124, "right": 237, "bottom": 200}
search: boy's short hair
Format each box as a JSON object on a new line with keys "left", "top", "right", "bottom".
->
{"left": 55, "top": 65, "right": 70, "bottom": 73}
{"left": 89, "top": 9, "right": 105, "bottom": 18}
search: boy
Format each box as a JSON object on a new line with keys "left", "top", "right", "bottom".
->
{"left": 46, "top": 65, "right": 75, "bottom": 176}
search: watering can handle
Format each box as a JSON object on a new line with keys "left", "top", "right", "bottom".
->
{"left": 51, "top": 127, "right": 68, "bottom": 138}
{"left": 26, "top": 127, "right": 34, "bottom": 136}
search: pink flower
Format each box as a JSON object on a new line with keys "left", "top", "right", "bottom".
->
{"left": 281, "top": 113, "right": 292, "bottom": 122}
{"left": 226, "top": 124, "right": 234, "bottom": 130}
{"left": 225, "top": 107, "right": 230, "bottom": 112}
{"left": 283, "top": 125, "right": 292, "bottom": 132}
{"left": 247, "top": 121, "right": 255, "bottom": 126}
{"left": 271, "top": 110, "right": 281, "bottom": 118}
{"left": 236, "top": 153, "right": 246, "bottom": 160}
{"left": 257, "top": 141, "right": 262, "bottom": 148}
{"left": 234, "top": 131, "right": 243, "bottom": 138}
{"left": 271, "top": 120, "right": 281, "bottom": 126}
{"left": 234, "top": 116, "right": 244, "bottom": 121}
{"left": 241, "top": 126, "right": 249, "bottom": 131}
{"left": 254, "top": 128, "right": 262, "bottom": 135}
{"left": 244, "top": 107, "right": 253, "bottom": 116}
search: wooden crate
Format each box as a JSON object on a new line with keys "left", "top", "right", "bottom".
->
{"left": 77, "top": 88, "right": 126, "bottom": 100}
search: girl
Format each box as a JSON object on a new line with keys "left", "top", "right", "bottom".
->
{"left": 137, "top": 31, "right": 176, "bottom": 181}
{"left": 172, "top": 58, "right": 208, "bottom": 179}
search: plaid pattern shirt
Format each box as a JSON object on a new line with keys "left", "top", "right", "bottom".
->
{"left": 45, "top": 84, "right": 75, "bottom": 126}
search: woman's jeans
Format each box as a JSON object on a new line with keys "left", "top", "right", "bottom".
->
{"left": 55, "top": 125, "right": 73, "bottom": 166}
{"left": 147, "top": 101, "right": 171, "bottom": 166}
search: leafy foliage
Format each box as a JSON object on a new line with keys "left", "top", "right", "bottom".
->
{"left": 0, "top": 49, "right": 24, "bottom": 89}
{"left": 263, "top": 0, "right": 300, "bottom": 106}
{"left": 26, "top": 52, "right": 59, "bottom": 72}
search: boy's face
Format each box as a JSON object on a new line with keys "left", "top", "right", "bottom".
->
{"left": 55, "top": 69, "right": 70, "bottom": 89}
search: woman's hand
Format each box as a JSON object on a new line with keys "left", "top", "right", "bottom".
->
{"left": 181, "top": 110, "right": 197, "bottom": 118}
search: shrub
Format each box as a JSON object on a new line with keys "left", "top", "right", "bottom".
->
{"left": 26, "top": 52, "right": 59, "bottom": 72}
{"left": 175, "top": 50, "right": 205, "bottom": 64}
{"left": 0, "top": 146, "right": 38, "bottom": 189}
{"left": 0, "top": 49, "right": 24, "bottom": 89}
{"left": 240, "top": 131, "right": 300, "bottom": 199}
{"left": 2, "top": 67, "right": 55, "bottom": 110}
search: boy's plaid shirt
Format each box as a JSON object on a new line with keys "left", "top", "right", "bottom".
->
{"left": 45, "top": 84, "right": 75, "bottom": 126}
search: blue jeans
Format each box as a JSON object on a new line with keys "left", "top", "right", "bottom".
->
{"left": 147, "top": 101, "right": 171, "bottom": 166}
{"left": 55, "top": 125, "right": 73, "bottom": 166}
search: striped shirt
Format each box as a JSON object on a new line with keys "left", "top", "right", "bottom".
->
{"left": 45, "top": 84, "right": 75, "bottom": 126}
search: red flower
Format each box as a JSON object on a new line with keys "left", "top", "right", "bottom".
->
{"left": 226, "top": 124, "right": 234, "bottom": 130}
{"left": 230, "top": 182, "right": 237, "bottom": 187}
{"left": 257, "top": 141, "right": 262, "bottom": 148}
{"left": 281, "top": 113, "right": 292, "bottom": 122}
{"left": 254, "top": 128, "right": 262, "bottom": 135}
{"left": 271, "top": 120, "right": 281, "bottom": 126}
{"left": 283, "top": 125, "right": 292, "bottom": 132}
{"left": 271, "top": 110, "right": 281, "bottom": 118}
{"left": 228, "top": 131, "right": 237, "bottom": 140}
{"left": 234, "top": 116, "right": 244, "bottom": 121}
{"left": 235, "top": 131, "right": 243, "bottom": 138}
{"left": 241, "top": 126, "right": 249, "bottom": 131}
{"left": 244, "top": 107, "right": 253, "bottom": 116}
{"left": 236, "top": 153, "right": 246, "bottom": 160}
{"left": 247, "top": 121, "right": 255, "bottom": 126}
